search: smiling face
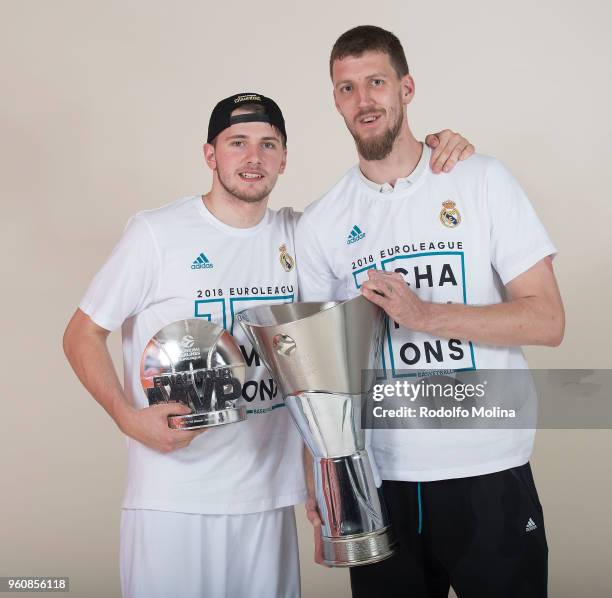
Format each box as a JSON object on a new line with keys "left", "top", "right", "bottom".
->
{"left": 332, "top": 50, "right": 414, "bottom": 161}
{"left": 204, "top": 107, "right": 287, "bottom": 204}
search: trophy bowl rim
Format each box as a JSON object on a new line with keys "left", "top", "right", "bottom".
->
{"left": 237, "top": 295, "right": 377, "bottom": 328}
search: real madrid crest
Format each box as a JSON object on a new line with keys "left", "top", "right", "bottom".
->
{"left": 279, "top": 244, "right": 295, "bottom": 272}
{"left": 440, "top": 200, "right": 461, "bottom": 228}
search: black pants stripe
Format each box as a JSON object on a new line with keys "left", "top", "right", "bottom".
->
{"left": 350, "top": 463, "right": 548, "bottom": 598}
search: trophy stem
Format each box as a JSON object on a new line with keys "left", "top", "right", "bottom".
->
{"left": 313, "top": 452, "right": 396, "bottom": 567}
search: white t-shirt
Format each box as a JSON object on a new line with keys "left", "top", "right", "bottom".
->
{"left": 295, "top": 146, "right": 557, "bottom": 482}
{"left": 80, "top": 196, "right": 307, "bottom": 514}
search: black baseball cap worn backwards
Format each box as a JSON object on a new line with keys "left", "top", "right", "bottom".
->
{"left": 207, "top": 92, "right": 287, "bottom": 144}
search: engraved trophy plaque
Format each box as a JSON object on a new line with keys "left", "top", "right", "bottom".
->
{"left": 238, "top": 296, "right": 396, "bottom": 567}
{"left": 140, "top": 318, "right": 247, "bottom": 429}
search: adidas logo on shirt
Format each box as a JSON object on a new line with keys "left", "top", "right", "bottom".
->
{"left": 191, "top": 252, "right": 214, "bottom": 269}
{"left": 347, "top": 225, "right": 366, "bottom": 244}
{"left": 525, "top": 518, "right": 538, "bottom": 532}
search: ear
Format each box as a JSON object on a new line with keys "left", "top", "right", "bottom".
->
{"left": 278, "top": 147, "right": 287, "bottom": 175}
{"left": 203, "top": 142, "right": 216, "bottom": 171}
{"left": 400, "top": 74, "right": 415, "bottom": 106}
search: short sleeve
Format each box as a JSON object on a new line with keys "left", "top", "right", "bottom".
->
{"left": 295, "top": 214, "right": 346, "bottom": 302}
{"left": 486, "top": 159, "right": 557, "bottom": 285}
{"left": 79, "top": 214, "right": 160, "bottom": 331}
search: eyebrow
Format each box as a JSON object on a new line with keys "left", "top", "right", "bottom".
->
{"left": 225, "top": 134, "right": 281, "bottom": 142}
{"left": 335, "top": 72, "right": 389, "bottom": 87}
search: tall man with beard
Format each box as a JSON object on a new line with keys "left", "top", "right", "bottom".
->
{"left": 297, "top": 26, "right": 564, "bottom": 598}
{"left": 63, "top": 91, "right": 474, "bottom": 598}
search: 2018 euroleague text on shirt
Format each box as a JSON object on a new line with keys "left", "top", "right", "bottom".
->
{"left": 80, "top": 196, "right": 307, "bottom": 514}
{"left": 295, "top": 146, "right": 557, "bottom": 482}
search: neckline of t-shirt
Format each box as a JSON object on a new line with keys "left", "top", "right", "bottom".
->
{"left": 354, "top": 143, "right": 432, "bottom": 201}
{"left": 194, "top": 196, "right": 272, "bottom": 236}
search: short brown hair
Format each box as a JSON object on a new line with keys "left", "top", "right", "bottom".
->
{"left": 329, "top": 25, "right": 409, "bottom": 80}
{"left": 232, "top": 102, "right": 266, "bottom": 116}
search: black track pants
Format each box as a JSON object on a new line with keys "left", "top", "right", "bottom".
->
{"left": 350, "top": 463, "right": 548, "bottom": 598}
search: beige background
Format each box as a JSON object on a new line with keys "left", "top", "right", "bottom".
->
{"left": 1, "top": 0, "right": 611, "bottom": 596}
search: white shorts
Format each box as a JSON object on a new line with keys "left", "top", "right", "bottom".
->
{"left": 120, "top": 507, "right": 300, "bottom": 598}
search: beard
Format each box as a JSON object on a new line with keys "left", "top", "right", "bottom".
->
{"left": 349, "top": 105, "right": 403, "bottom": 161}
{"left": 216, "top": 168, "right": 273, "bottom": 204}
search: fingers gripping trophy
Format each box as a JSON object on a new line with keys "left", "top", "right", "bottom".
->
{"left": 238, "top": 296, "right": 397, "bottom": 567}
{"left": 140, "top": 319, "right": 247, "bottom": 429}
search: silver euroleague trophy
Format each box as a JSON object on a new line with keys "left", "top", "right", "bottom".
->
{"left": 238, "top": 296, "right": 396, "bottom": 567}
{"left": 140, "top": 318, "right": 247, "bottom": 429}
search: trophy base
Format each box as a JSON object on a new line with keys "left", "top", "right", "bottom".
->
{"left": 168, "top": 406, "right": 247, "bottom": 429}
{"left": 322, "top": 527, "right": 396, "bottom": 567}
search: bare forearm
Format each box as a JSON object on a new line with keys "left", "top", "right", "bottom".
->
{"left": 63, "top": 315, "right": 133, "bottom": 430}
{"left": 362, "top": 259, "right": 564, "bottom": 348}
{"left": 420, "top": 297, "right": 563, "bottom": 347}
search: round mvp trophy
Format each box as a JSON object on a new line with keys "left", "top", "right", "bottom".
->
{"left": 140, "top": 318, "right": 247, "bottom": 429}
{"left": 238, "top": 296, "right": 396, "bottom": 567}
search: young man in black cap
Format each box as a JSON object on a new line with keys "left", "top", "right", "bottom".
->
{"left": 64, "top": 92, "right": 474, "bottom": 597}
